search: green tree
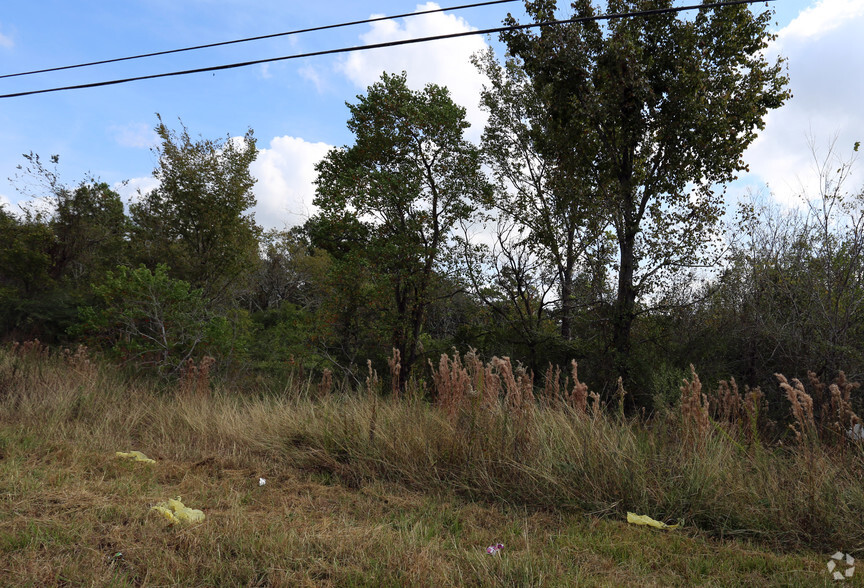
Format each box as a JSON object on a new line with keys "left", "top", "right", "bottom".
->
{"left": 501, "top": 0, "right": 790, "bottom": 388}
{"left": 473, "top": 48, "right": 606, "bottom": 342}
{"left": 2, "top": 154, "right": 129, "bottom": 341}
{"left": 77, "top": 264, "right": 233, "bottom": 374}
{"left": 312, "top": 72, "right": 490, "bottom": 386}
{"left": 51, "top": 182, "right": 128, "bottom": 288}
{"left": 0, "top": 206, "right": 57, "bottom": 339}
{"left": 699, "top": 142, "right": 864, "bottom": 389}
{"left": 130, "top": 116, "right": 261, "bottom": 304}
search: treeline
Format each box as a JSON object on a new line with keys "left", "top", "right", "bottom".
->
{"left": 1, "top": 1, "right": 860, "bottom": 413}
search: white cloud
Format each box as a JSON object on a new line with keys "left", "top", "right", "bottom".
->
{"left": 109, "top": 123, "right": 159, "bottom": 149}
{"left": 777, "top": 0, "right": 864, "bottom": 43}
{"left": 0, "top": 23, "right": 13, "bottom": 49}
{"left": 743, "top": 0, "right": 864, "bottom": 206}
{"left": 338, "top": 2, "right": 491, "bottom": 141}
{"left": 250, "top": 135, "right": 333, "bottom": 230}
{"left": 0, "top": 192, "right": 10, "bottom": 210}
{"left": 114, "top": 177, "right": 159, "bottom": 206}
{"left": 298, "top": 64, "right": 324, "bottom": 92}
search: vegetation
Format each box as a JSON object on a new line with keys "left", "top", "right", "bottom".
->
{"left": 0, "top": 345, "right": 858, "bottom": 586}
{"left": 0, "top": 1, "right": 860, "bottom": 582}
{"left": 312, "top": 72, "right": 490, "bottom": 387}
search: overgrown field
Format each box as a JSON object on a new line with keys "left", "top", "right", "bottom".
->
{"left": 0, "top": 343, "right": 861, "bottom": 586}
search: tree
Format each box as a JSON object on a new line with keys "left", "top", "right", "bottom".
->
{"left": 473, "top": 48, "right": 606, "bottom": 341}
{"left": 2, "top": 154, "right": 129, "bottom": 341}
{"left": 501, "top": 0, "right": 790, "bottom": 387}
{"left": 312, "top": 72, "right": 490, "bottom": 386}
{"left": 8, "top": 152, "right": 129, "bottom": 289}
{"left": 51, "top": 182, "right": 128, "bottom": 287}
{"left": 77, "top": 264, "right": 231, "bottom": 374}
{"left": 0, "top": 206, "right": 57, "bottom": 339}
{"left": 703, "top": 141, "right": 864, "bottom": 388}
{"left": 130, "top": 116, "right": 261, "bottom": 304}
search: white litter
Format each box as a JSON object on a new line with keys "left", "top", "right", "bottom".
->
{"left": 828, "top": 551, "right": 855, "bottom": 581}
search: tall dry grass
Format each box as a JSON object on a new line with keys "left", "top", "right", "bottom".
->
{"left": 1, "top": 343, "right": 864, "bottom": 552}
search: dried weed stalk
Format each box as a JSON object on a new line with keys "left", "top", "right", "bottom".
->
{"left": 317, "top": 368, "right": 333, "bottom": 399}
{"left": 62, "top": 344, "right": 97, "bottom": 381}
{"left": 680, "top": 365, "right": 710, "bottom": 441}
{"left": 776, "top": 373, "right": 817, "bottom": 444}
{"left": 430, "top": 352, "right": 472, "bottom": 419}
{"left": 466, "top": 349, "right": 499, "bottom": 407}
{"left": 543, "top": 363, "right": 562, "bottom": 407}
{"left": 566, "top": 360, "right": 589, "bottom": 413}
{"left": 388, "top": 348, "right": 401, "bottom": 399}
{"left": 365, "top": 360, "right": 380, "bottom": 397}
{"left": 178, "top": 356, "right": 215, "bottom": 397}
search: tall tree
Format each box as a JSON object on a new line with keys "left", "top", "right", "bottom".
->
{"left": 51, "top": 181, "right": 128, "bottom": 287}
{"left": 312, "top": 72, "right": 490, "bottom": 386}
{"left": 2, "top": 154, "right": 129, "bottom": 341}
{"left": 473, "top": 48, "right": 605, "bottom": 341}
{"left": 501, "top": 0, "right": 789, "bottom": 385}
{"left": 130, "top": 116, "right": 261, "bottom": 304}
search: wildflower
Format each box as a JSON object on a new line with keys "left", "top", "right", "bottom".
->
{"left": 486, "top": 543, "right": 504, "bottom": 555}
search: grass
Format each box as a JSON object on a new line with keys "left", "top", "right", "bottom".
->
{"left": 0, "top": 344, "right": 860, "bottom": 586}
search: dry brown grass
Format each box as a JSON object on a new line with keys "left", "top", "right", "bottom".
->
{"left": 1, "top": 344, "right": 863, "bottom": 586}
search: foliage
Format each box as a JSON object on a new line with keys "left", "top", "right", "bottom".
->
{"left": 76, "top": 264, "right": 235, "bottom": 374}
{"left": 675, "top": 142, "right": 864, "bottom": 398}
{"left": 312, "top": 72, "right": 491, "bottom": 385}
{"left": 50, "top": 181, "right": 128, "bottom": 288}
{"left": 473, "top": 48, "right": 610, "bottom": 342}
{"left": 500, "top": 0, "right": 790, "bottom": 389}
{"left": 1, "top": 155, "right": 129, "bottom": 342}
{"left": 129, "top": 116, "right": 261, "bottom": 303}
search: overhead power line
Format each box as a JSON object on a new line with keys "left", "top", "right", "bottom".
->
{"left": 0, "top": 0, "right": 776, "bottom": 100}
{"left": 0, "top": 0, "right": 520, "bottom": 81}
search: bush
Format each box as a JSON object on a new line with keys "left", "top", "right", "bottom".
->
{"left": 75, "top": 264, "right": 234, "bottom": 375}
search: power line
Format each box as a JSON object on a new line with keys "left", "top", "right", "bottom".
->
{"left": 0, "top": 0, "right": 776, "bottom": 100}
{"left": 0, "top": 0, "right": 521, "bottom": 81}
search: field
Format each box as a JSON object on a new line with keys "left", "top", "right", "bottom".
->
{"left": 0, "top": 344, "right": 861, "bottom": 586}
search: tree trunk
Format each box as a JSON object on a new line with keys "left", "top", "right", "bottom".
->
{"left": 560, "top": 269, "right": 574, "bottom": 340}
{"left": 613, "top": 228, "right": 637, "bottom": 386}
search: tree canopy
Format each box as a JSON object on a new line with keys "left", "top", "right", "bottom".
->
{"left": 500, "top": 0, "right": 790, "bottom": 388}
{"left": 130, "top": 115, "right": 261, "bottom": 304}
{"left": 312, "top": 72, "right": 490, "bottom": 385}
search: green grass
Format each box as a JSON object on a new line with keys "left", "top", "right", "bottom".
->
{"left": 0, "top": 346, "right": 860, "bottom": 586}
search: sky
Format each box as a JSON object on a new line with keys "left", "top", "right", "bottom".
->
{"left": 0, "top": 0, "right": 861, "bottom": 231}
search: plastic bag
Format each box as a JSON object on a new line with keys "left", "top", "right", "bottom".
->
{"left": 116, "top": 450, "right": 156, "bottom": 464}
{"left": 151, "top": 497, "right": 205, "bottom": 525}
{"left": 626, "top": 512, "right": 679, "bottom": 530}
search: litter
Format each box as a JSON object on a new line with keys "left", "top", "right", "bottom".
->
{"left": 626, "top": 512, "right": 679, "bottom": 530}
{"left": 828, "top": 551, "right": 855, "bottom": 581}
{"left": 151, "top": 497, "right": 205, "bottom": 525}
{"left": 847, "top": 423, "right": 864, "bottom": 441}
{"left": 486, "top": 543, "right": 504, "bottom": 554}
{"left": 116, "top": 450, "right": 155, "bottom": 464}
{"left": 259, "top": 477, "right": 266, "bottom": 486}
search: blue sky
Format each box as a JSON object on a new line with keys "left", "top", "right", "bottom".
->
{"left": 1, "top": 0, "right": 861, "bottom": 230}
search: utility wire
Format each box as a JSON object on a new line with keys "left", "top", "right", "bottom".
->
{"left": 0, "top": 0, "right": 775, "bottom": 100}
{"left": 0, "top": 0, "right": 520, "bottom": 80}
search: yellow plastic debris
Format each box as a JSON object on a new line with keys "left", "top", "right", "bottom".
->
{"left": 627, "top": 512, "right": 679, "bottom": 530}
{"left": 116, "top": 450, "right": 156, "bottom": 464}
{"left": 150, "top": 497, "right": 205, "bottom": 525}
